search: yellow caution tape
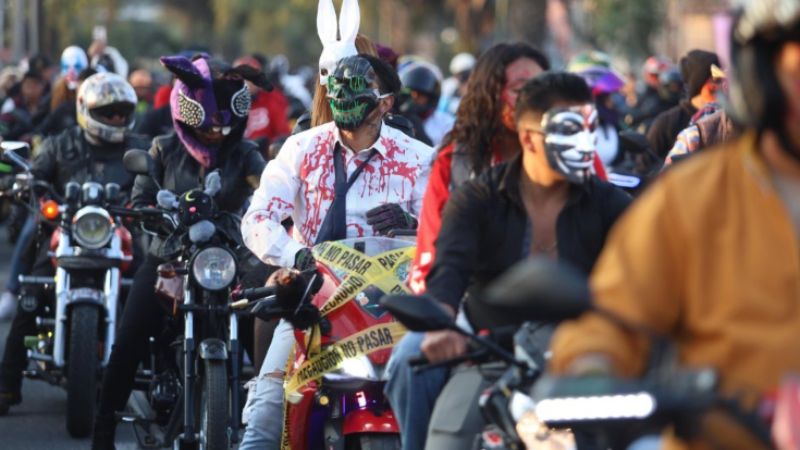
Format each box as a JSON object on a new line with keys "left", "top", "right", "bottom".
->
{"left": 280, "top": 343, "right": 295, "bottom": 450}
{"left": 284, "top": 321, "right": 407, "bottom": 397}
{"left": 312, "top": 241, "right": 415, "bottom": 317}
{"left": 278, "top": 242, "right": 415, "bottom": 448}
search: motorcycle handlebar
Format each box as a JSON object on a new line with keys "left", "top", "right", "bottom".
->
{"left": 231, "top": 286, "right": 278, "bottom": 301}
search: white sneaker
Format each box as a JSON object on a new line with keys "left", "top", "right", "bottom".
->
{"left": 0, "top": 291, "right": 16, "bottom": 321}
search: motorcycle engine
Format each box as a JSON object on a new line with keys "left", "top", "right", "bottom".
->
{"left": 149, "top": 371, "right": 180, "bottom": 423}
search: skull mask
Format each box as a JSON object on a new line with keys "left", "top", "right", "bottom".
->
{"left": 541, "top": 104, "right": 598, "bottom": 184}
{"left": 327, "top": 55, "right": 387, "bottom": 131}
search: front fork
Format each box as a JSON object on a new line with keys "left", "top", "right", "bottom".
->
{"left": 182, "top": 279, "right": 197, "bottom": 443}
{"left": 229, "top": 311, "right": 240, "bottom": 444}
{"left": 180, "top": 283, "right": 238, "bottom": 445}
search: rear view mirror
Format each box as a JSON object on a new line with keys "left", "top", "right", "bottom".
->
{"left": 484, "top": 258, "right": 591, "bottom": 323}
{"left": 123, "top": 149, "right": 153, "bottom": 176}
{"left": 381, "top": 294, "right": 455, "bottom": 332}
{"left": 0, "top": 140, "right": 30, "bottom": 154}
{"left": 0, "top": 141, "right": 31, "bottom": 172}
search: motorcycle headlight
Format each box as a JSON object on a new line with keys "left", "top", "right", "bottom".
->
{"left": 192, "top": 247, "right": 236, "bottom": 291}
{"left": 336, "top": 355, "right": 376, "bottom": 379}
{"left": 72, "top": 206, "right": 113, "bottom": 249}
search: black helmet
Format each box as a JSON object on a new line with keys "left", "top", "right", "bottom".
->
{"left": 728, "top": 0, "right": 800, "bottom": 131}
{"left": 400, "top": 64, "right": 441, "bottom": 100}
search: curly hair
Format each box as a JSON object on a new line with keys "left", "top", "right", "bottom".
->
{"left": 443, "top": 42, "right": 549, "bottom": 173}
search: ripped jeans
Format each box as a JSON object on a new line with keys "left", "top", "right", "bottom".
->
{"left": 239, "top": 319, "right": 294, "bottom": 450}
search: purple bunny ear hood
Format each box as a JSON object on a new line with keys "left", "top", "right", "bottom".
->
{"left": 161, "top": 55, "right": 251, "bottom": 168}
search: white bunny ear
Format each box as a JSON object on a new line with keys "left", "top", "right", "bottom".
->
{"left": 317, "top": 0, "right": 338, "bottom": 45}
{"left": 338, "top": 0, "right": 361, "bottom": 43}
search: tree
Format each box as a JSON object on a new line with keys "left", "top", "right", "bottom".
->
{"left": 581, "top": 0, "right": 664, "bottom": 60}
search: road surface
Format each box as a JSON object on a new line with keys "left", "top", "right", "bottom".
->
{"left": 0, "top": 225, "right": 139, "bottom": 449}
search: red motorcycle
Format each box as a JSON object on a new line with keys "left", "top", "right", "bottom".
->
{"left": 233, "top": 236, "right": 414, "bottom": 449}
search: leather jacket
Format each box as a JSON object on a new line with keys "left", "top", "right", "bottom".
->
{"left": 131, "top": 132, "right": 266, "bottom": 257}
{"left": 32, "top": 126, "right": 150, "bottom": 195}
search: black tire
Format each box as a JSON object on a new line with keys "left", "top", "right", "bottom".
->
{"left": 200, "top": 359, "right": 229, "bottom": 450}
{"left": 66, "top": 304, "right": 100, "bottom": 438}
{"left": 346, "top": 433, "right": 401, "bottom": 450}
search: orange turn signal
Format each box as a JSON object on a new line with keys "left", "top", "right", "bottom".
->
{"left": 41, "top": 200, "right": 60, "bottom": 220}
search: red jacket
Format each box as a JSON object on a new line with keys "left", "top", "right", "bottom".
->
{"left": 244, "top": 89, "right": 291, "bottom": 141}
{"left": 409, "top": 143, "right": 607, "bottom": 294}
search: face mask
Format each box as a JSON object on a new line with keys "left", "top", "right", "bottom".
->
{"left": 541, "top": 105, "right": 598, "bottom": 184}
{"left": 327, "top": 55, "right": 387, "bottom": 131}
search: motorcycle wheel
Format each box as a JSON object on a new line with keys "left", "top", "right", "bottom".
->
{"left": 346, "top": 433, "right": 401, "bottom": 450}
{"left": 200, "top": 359, "right": 229, "bottom": 450}
{"left": 66, "top": 304, "right": 100, "bottom": 438}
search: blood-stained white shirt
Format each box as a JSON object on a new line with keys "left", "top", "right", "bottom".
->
{"left": 243, "top": 120, "right": 435, "bottom": 267}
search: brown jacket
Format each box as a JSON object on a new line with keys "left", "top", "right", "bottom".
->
{"left": 550, "top": 132, "right": 800, "bottom": 448}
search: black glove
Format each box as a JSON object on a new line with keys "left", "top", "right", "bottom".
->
{"left": 293, "top": 247, "right": 317, "bottom": 271}
{"left": 365, "top": 203, "right": 418, "bottom": 235}
{"left": 272, "top": 267, "right": 322, "bottom": 329}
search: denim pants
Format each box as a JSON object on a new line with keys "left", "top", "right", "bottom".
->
{"left": 383, "top": 331, "right": 449, "bottom": 450}
{"left": 238, "top": 318, "right": 295, "bottom": 450}
{"left": 5, "top": 216, "right": 35, "bottom": 294}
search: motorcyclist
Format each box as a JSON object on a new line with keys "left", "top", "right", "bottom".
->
{"left": 234, "top": 55, "right": 292, "bottom": 155}
{"left": 238, "top": 53, "right": 434, "bottom": 449}
{"left": 0, "top": 72, "right": 148, "bottom": 416}
{"left": 627, "top": 56, "right": 675, "bottom": 130}
{"left": 439, "top": 52, "right": 475, "bottom": 116}
{"left": 0, "top": 66, "right": 98, "bottom": 321}
{"left": 90, "top": 54, "right": 268, "bottom": 450}
{"left": 646, "top": 50, "right": 722, "bottom": 159}
{"left": 409, "top": 42, "right": 550, "bottom": 294}
{"left": 0, "top": 70, "right": 48, "bottom": 140}
{"left": 38, "top": 46, "right": 90, "bottom": 135}
{"left": 549, "top": 2, "right": 800, "bottom": 448}
{"left": 568, "top": 51, "right": 626, "bottom": 167}
{"left": 385, "top": 72, "right": 630, "bottom": 450}
{"left": 397, "top": 62, "right": 455, "bottom": 147}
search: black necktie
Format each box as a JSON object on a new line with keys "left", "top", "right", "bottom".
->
{"left": 315, "top": 144, "right": 378, "bottom": 244}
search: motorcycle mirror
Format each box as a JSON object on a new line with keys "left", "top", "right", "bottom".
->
{"left": 0, "top": 141, "right": 32, "bottom": 172}
{"left": 380, "top": 294, "right": 456, "bottom": 332}
{"left": 484, "top": 258, "right": 591, "bottom": 323}
{"left": 123, "top": 149, "right": 153, "bottom": 176}
{"left": 0, "top": 140, "right": 29, "bottom": 154}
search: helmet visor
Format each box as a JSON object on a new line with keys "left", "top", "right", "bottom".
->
{"left": 90, "top": 102, "right": 135, "bottom": 126}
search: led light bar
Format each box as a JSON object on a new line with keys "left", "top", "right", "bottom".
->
{"left": 535, "top": 392, "right": 656, "bottom": 422}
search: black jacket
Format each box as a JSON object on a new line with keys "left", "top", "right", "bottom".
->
{"left": 132, "top": 133, "right": 266, "bottom": 256}
{"left": 34, "top": 101, "right": 77, "bottom": 137}
{"left": 32, "top": 126, "right": 150, "bottom": 195}
{"left": 134, "top": 105, "right": 173, "bottom": 141}
{"left": 646, "top": 99, "right": 697, "bottom": 159}
{"left": 426, "top": 157, "right": 631, "bottom": 330}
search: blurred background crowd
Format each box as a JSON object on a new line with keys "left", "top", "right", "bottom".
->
{"left": 0, "top": 0, "right": 736, "bottom": 164}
